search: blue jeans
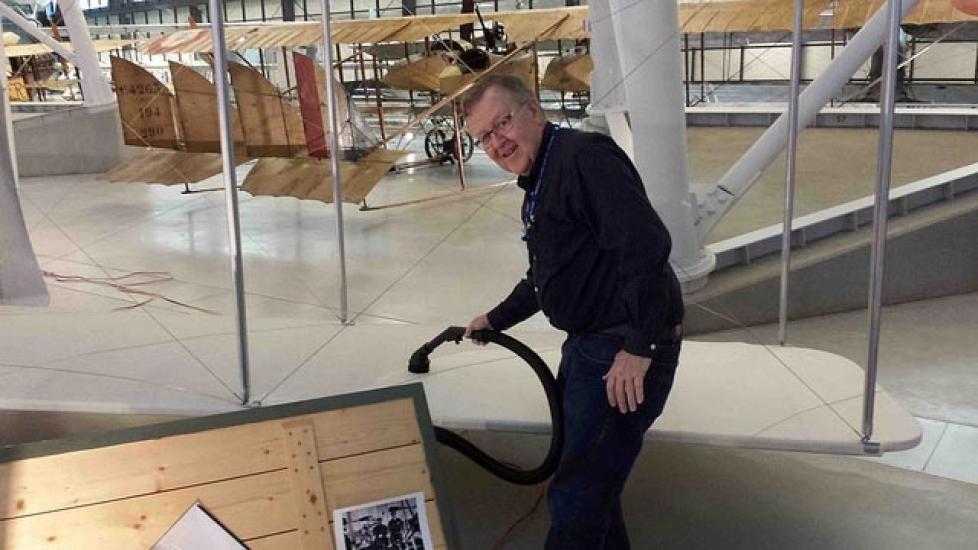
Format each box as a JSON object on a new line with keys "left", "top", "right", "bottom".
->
{"left": 545, "top": 330, "right": 681, "bottom": 550}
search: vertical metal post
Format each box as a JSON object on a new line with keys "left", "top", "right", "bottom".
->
{"left": 320, "top": 0, "right": 351, "bottom": 323}
{"left": 863, "top": 0, "right": 902, "bottom": 444}
{"left": 336, "top": 44, "right": 345, "bottom": 85}
{"left": 371, "top": 52, "right": 387, "bottom": 141}
{"left": 208, "top": 0, "right": 251, "bottom": 405}
{"left": 452, "top": 99, "right": 466, "bottom": 190}
{"left": 282, "top": 47, "right": 292, "bottom": 90}
{"left": 531, "top": 43, "right": 540, "bottom": 98}
{"left": 684, "top": 33, "right": 690, "bottom": 106}
{"left": 779, "top": 0, "right": 804, "bottom": 346}
{"left": 699, "top": 32, "right": 705, "bottom": 102}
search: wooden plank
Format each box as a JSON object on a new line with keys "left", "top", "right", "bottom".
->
{"left": 283, "top": 420, "right": 333, "bottom": 550}
{"left": 425, "top": 500, "right": 448, "bottom": 550}
{"left": 110, "top": 56, "right": 179, "bottom": 149}
{"left": 0, "top": 399, "right": 420, "bottom": 519}
{"left": 0, "top": 470, "right": 297, "bottom": 549}
{"left": 322, "top": 444, "right": 434, "bottom": 513}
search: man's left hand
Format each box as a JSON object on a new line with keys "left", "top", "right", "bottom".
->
{"left": 603, "top": 350, "right": 652, "bottom": 414}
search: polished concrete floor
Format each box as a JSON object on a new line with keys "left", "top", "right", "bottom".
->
{"left": 3, "top": 123, "right": 978, "bottom": 547}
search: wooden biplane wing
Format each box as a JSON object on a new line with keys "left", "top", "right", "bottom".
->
{"left": 23, "top": 77, "right": 79, "bottom": 91}
{"left": 100, "top": 149, "right": 224, "bottom": 185}
{"left": 832, "top": 0, "right": 978, "bottom": 28}
{"left": 3, "top": 39, "right": 134, "bottom": 58}
{"left": 438, "top": 52, "right": 536, "bottom": 95}
{"left": 381, "top": 53, "right": 451, "bottom": 93}
{"left": 541, "top": 53, "right": 592, "bottom": 93}
{"left": 487, "top": 6, "right": 589, "bottom": 42}
{"left": 241, "top": 148, "right": 408, "bottom": 204}
{"left": 128, "top": 1, "right": 978, "bottom": 57}
{"left": 140, "top": 13, "right": 480, "bottom": 55}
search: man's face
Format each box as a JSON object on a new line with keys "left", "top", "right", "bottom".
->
{"left": 465, "top": 86, "right": 545, "bottom": 176}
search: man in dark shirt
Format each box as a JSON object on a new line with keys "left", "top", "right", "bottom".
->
{"left": 462, "top": 75, "right": 683, "bottom": 549}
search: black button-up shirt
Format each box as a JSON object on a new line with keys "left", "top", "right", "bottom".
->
{"left": 486, "top": 123, "right": 684, "bottom": 358}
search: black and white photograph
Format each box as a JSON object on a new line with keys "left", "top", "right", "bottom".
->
{"left": 333, "top": 492, "right": 433, "bottom": 550}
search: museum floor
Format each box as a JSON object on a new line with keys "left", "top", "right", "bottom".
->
{"left": 3, "top": 124, "right": 977, "bottom": 547}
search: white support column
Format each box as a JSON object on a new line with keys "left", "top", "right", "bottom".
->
{"left": 599, "top": 0, "right": 714, "bottom": 290}
{"left": 587, "top": 0, "right": 626, "bottom": 118}
{"left": 60, "top": 0, "right": 114, "bottom": 109}
{"left": 0, "top": 21, "right": 49, "bottom": 306}
{"left": 699, "top": 0, "right": 920, "bottom": 240}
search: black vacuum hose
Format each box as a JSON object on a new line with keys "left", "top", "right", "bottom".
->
{"left": 408, "top": 326, "right": 563, "bottom": 485}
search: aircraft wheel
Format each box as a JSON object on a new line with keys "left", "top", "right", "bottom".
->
{"left": 424, "top": 129, "right": 448, "bottom": 161}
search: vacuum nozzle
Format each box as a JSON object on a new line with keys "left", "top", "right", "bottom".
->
{"left": 408, "top": 326, "right": 467, "bottom": 374}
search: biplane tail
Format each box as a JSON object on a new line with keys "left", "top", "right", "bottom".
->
{"left": 168, "top": 60, "right": 247, "bottom": 155}
{"left": 100, "top": 56, "right": 227, "bottom": 186}
{"left": 247, "top": 51, "right": 403, "bottom": 205}
{"left": 292, "top": 51, "right": 380, "bottom": 159}
{"left": 227, "top": 62, "right": 307, "bottom": 158}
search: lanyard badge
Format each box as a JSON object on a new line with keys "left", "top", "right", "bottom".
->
{"left": 522, "top": 125, "right": 559, "bottom": 242}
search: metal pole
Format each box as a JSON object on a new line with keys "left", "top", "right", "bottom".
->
{"left": 778, "top": 0, "right": 804, "bottom": 346}
{"left": 863, "top": 0, "right": 902, "bottom": 444}
{"left": 320, "top": 0, "right": 351, "bottom": 323}
{"left": 452, "top": 99, "right": 466, "bottom": 190}
{"left": 371, "top": 52, "right": 386, "bottom": 141}
{"left": 209, "top": 0, "right": 251, "bottom": 405}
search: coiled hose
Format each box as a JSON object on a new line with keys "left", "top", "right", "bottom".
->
{"left": 408, "top": 326, "right": 563, "bottom": 485}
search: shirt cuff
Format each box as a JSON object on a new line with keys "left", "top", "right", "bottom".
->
{"left": 623, "top": 330, "right": 655, "bottom": 359}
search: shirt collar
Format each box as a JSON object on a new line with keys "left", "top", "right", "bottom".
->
{"left": 517, "top": 122, "right": 557, "bottom": 191}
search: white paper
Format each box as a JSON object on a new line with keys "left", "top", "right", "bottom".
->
{"left": 152, "top": 502, "right": 246, "bottom": 550}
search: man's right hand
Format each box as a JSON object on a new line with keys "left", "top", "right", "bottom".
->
{"left": 464, "top": 314, "right": 493, "bottom": 346}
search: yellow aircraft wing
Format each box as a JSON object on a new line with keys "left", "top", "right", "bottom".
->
{"left": 140, "top": 13, "right": 480, "bottom": 54}
{"left": 138, "top": 1, "right": 977, "bottom": 56}
{"left": 484, "top": 6, "right": 589, "bottom": 42}
{"left": 4, "top": 39, "right": 134, "bottom": 58}
{"left": 831, "top": 0, "right": 978, "bottom": 28}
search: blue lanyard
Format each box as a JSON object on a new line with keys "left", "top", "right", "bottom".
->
{"left": 522, "top": 124, "right": 559, "bottom": 241}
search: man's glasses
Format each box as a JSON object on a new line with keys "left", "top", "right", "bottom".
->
{"left": 470, "top": 103, "right": 526, "bottom": 150}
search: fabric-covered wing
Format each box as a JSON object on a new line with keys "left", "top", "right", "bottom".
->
{"left": 99, "top": 149, "right": 224, "bottom": 185}
{"left": 241, "top": 148, "right": 407, "bottom": 204}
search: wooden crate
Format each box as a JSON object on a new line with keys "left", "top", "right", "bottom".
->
{"left": 0, "top": 384, "right": 458, "bottom": 549}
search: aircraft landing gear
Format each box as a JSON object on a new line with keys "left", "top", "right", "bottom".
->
{"left": 423, "top": 117, "right": 473, "bottom": 164}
